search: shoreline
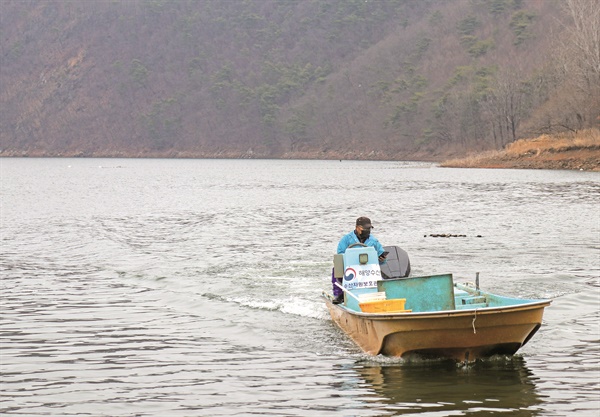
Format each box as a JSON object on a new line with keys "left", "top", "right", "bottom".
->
{"left": 2, "top": 130, "right": 598, "bottom": 171}
{"left": 440, "top": 129, "right": 600, "bottom": 172}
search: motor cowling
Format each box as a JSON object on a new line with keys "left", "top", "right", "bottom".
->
{"left": 380, "top": 246, "right": 411, "bottom": 279}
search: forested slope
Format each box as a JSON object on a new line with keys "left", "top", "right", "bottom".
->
{"left": 1, "top": 0, "right": 598, "bottom": 160}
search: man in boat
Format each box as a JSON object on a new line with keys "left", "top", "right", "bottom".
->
{"left": 332, "top": 217, "right": 387, "bottom": 304}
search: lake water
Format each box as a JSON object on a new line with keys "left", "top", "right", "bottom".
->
{"left": 1, "top": 158, "right": 598, "bottom": 416}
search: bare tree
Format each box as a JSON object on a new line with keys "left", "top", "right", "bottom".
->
{"left": 483, "top": 68, "right": 526, "bottom": 146}
{"left": 553, "top": 0, "right": 600, "bottom": 130}
{"left": 561, "top": 0, "right": 600, "bottom": 89}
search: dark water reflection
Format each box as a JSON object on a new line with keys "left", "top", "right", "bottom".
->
{"left": 353, "top": 358, "right": 542, "bottom": 416}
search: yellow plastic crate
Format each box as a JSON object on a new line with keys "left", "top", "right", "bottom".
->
{"left": 359, "top": 298, "right": 410, "bottom": 313}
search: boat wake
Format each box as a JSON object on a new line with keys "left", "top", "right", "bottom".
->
{"left": 221, "top": 294, "right": 329, "bottom": 320}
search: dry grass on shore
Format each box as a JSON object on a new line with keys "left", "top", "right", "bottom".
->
{"left": 442, "top": 128, "right": 600, "bottom": 171}
{"left": 506, "top": 129, "right": 600, "bottom": 155}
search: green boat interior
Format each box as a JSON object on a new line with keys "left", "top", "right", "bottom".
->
{"left": 337, "top": 245, "right": 544, "bottom": 313}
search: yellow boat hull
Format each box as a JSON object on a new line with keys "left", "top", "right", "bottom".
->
{"left": 324, "top": 297, "right": 550, "bottom": 361}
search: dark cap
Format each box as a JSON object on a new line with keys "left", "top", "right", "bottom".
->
{"left": 356, "top": 216, "right": 374, "bottom": 228}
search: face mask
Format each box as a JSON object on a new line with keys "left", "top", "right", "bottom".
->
{"left": 359, "top": 229, "right": 370, "bottom": 240}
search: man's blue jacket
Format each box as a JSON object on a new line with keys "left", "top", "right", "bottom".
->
{"left": 337, "top": 230, "right": 385, "bottom": 256}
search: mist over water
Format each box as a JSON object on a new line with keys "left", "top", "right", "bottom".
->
{"left": 1, "top": 158, "right": 598, "bottom": 416}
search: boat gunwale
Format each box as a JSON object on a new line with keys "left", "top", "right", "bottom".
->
{"left": 323, "top": 295, "right": 551, "bottom": 319}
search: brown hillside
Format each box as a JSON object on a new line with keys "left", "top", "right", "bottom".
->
{"left": 0, "top": 0, "right": 598, "bottom": 160}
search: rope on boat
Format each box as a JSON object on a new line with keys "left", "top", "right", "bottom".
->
{"left": 472, "top": 309, "right": 477, "bottom": 334}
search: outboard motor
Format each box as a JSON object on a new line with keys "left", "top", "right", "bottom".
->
{"left": 380, "top": 246, "right": 411, "bottom": 279}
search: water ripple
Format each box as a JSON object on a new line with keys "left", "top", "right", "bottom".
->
{"left": 1, "top": 158, "right": 598, "bottom": 416}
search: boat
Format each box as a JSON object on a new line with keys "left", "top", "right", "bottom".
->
{"left": 323, "top": 245, "right": 551, "bottom": 362}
